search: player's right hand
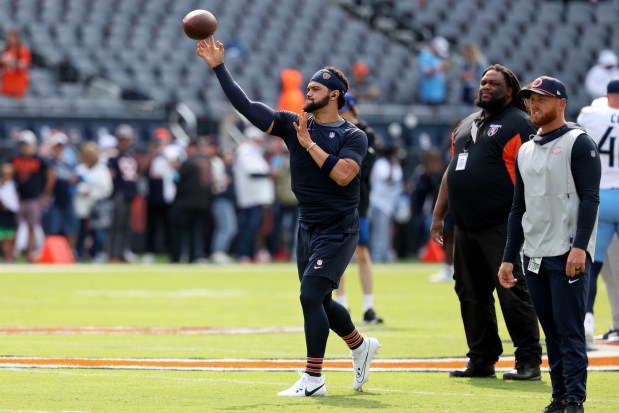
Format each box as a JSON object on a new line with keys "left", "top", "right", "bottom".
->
{"left": 429, "top": 219, "right": 444, "bottom": 246}
{"left": 497, "top": 262, "right": 517, "bottom": 289}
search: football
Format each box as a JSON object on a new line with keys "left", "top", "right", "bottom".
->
{"left": 182, "top": 9, "right": 217, "bottom": 40}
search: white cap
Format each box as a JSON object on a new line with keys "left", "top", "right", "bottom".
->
{"left": 49, "top": 132, "right": 68, "bottom": 146}
{"left": 598, "top": 49, "right": 618, "bottom": 67}
{"left": 431, "top": 36, "right": 449, "bottom": 58}
{"left": 17, "top": 129, "right": 37, "bottom": 145}
{"left": 98, "top": 134, "right": 118, "bottom": 149}
{"left": 244, "top": 126, "right": 264, "bottom": 141}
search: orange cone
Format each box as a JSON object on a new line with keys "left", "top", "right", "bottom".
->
{"left": 420, "top": 238, "right": 446, "bottom": 263}
{"left": 37, "top": 236, "right": 75, "bottom": 264}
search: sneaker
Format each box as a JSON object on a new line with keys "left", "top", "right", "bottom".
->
{"left": 449, "top": 361, "right": 496, "bottom": 378}
{"left": 211, "top": 251, "right": 231, "bottom": 264}
{"left": 584, "top": 312, "right": 594, "bottom": 346}
{"left": 142, "top": 253, "right": 155, "bottom": 264}
{"left": 277, "top": 372, "right": 326, "bottom": 397}
{"left": 363, "top": 308, "right": 384, "bottom": 324}
{"left": 564, "top": 401, "right": 584, "bottom": 413}
{"left": 503, "top": 361, "right": 541, "bottom": 381}
{"left": 351, "top": 336, "right": 381, "bottom": 391}
{"left": 539, "top": 399, "right": 566, "bottom": 413}
{"left": 429, "top": 265, "right": 454, "bottom": 283}
{"left": 596, "top": 328, "right": 619, "bottom": 342}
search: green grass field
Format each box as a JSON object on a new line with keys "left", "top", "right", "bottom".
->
{"left": 0, "top": 262, "right": 617, "bottom": 412}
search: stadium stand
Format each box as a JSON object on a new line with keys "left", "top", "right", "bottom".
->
{"left": 0, "top": 0, "right": 617, "bottom": 146}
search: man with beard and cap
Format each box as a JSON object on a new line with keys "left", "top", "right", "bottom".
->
{"left": 195, "top": 36, "right": 380, "bottom": 397}
{"left": 499, "top": 76, "right": 601, "bottom": 413}
{"left": 430, "top": 64, "right": 543, "bottom": 380}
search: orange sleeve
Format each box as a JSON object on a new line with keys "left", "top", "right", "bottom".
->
{"left": 450, "top": 131, "right": 455, "bottom": 159}
{"left": 502, "top": 134, "right": 522, "bottom": 184}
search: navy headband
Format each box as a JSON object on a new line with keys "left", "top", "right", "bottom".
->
{"left": 310, "top": 69, "right": 347, "bottom": 93}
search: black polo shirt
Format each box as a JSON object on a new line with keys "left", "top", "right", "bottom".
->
{"left": 447, "top": 103, "right": 536, "bottom": 230}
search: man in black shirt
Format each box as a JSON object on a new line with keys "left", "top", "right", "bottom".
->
{"left": 196, "top": 36, "right": 380, "bottom": 396}
{"left": 431, "top": 64, "right": 542, "bottom": 380}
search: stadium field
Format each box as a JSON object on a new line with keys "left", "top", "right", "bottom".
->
{"left": 0, "top": 263, "right": 617, "bottom": 412}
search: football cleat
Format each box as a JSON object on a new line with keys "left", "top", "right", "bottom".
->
{"left": 351, "top": 336, "right": 381, "bottom": 391}
{"left": 277, "top": 372, "right": 326, "bottom": 397}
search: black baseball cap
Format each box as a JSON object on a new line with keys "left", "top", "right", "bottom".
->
{"left": 607, "top": 79, "right": 619, "bottom": 94}
{"left": 518, "top": 76, "right": 568, "bottom": 100}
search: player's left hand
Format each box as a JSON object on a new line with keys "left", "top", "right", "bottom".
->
{"left": 293, "top": 111, "right": 313, "bottom": 150}
{"left": 566, "top": 247, "right": 586, "bottom": 277}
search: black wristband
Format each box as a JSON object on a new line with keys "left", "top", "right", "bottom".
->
{"left": 321, "top": 154, "right": 338, "bottom": 176}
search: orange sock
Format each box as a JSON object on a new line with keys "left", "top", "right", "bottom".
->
{"left": 342, "top": 329, "right": 364, "bottom": 350}
{"left": 306, "top": 357, "right": 323, "bottom": 377}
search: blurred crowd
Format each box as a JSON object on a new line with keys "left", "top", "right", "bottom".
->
{"left": 0, "top": 119, "right": 449, "bottom": 265}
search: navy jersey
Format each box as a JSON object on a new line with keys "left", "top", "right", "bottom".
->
{"left": 107, "top": 151, "right": 139, "bottom": 200}
{"left": 271, "top": 111, "right": 368, "bottom": 225}
{"left": 11, "top": 154, "right": 49, "bottom": 200}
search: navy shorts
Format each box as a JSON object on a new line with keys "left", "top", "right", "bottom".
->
{"left": 296, "top": 211, "right": 359, "bottom": 288}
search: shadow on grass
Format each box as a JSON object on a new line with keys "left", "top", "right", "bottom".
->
{"left": 453, "top": 376, "right": 552, "bottom": 394}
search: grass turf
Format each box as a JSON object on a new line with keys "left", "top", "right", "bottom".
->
{"left": 0, "top": 262, "right": 616, "bottom": 412}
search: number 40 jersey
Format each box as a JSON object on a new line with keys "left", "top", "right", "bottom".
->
{"left": 577, "top": 97, "right": 619, "bottom": 189}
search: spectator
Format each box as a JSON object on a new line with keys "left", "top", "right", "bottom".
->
{"left": 369, "top": 143, "right": 404, "bottom": 262}
{"left": 106, "top": 125, "right": 139, "bottom": 263}
{"left": 459, "top": 43, "right": 487, "bottom": 105}
{"left": 74, "top": 142, "right": 113, "bottom": 261}
{"left": 0, "top": 163, "right": 19, "bottom": 262}
{"left": 278, "top": 68, "right": 305, "bottom": 113}
{"left": 11, "top": 130, "right": 55, "bottom": 262}
{"left": 142, "top": 128, "right": 177, "bottom": 264}
{"left": 170, "top": 138, "right": 213, "bottom": 263}
{"left": 585, "top": 49, "right": 619, "bottom": 100}
{"left": 417, "top": 36, "right": 450, "bottom": 105}
{"left": 577, "top": 79, "right": 619, "bottom": 345}
{"left": 209, "top": 145, "right": 237, "bottom": 264}
{"left": 233, "top": 126, "right": 275, "bottom": 263}
{"left": 43, "top": 132, "right": 79, "bottom": 249}
{"left": 349, "top": 61, "right": 380, "bottom": 103}
{"left": 0, "top": 30, "right": 31, "bottom": 98}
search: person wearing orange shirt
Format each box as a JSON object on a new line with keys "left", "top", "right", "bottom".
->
{"left": 1, "top": 30, "right": 31, "bottom": 98}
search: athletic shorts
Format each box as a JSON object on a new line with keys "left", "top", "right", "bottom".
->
{"left": 0, "top": 226, "right": 15, "bottom": 240}
{"left": 17, "top": 199, "right": 43, "bottom": 227}
{"left": 297, "top": 211, "right": 359, "bottom": 288}
{"left": 358, "top": 216, "right": 369, "bottom": 247}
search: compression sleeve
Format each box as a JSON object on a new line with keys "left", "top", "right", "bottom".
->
{"left": 213, "top": 63, "right": 276, "bottom": 131}
{"left": 571, "top": 133, "right": 601, "bottom": 252}
{"left": 503, "top": 158, "right": 526, "bottom": 263}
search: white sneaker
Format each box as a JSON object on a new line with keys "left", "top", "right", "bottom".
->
{"left": 277, "top": 372, "right": 326, "bottom": 397}
{"left": 351, "top": 336, "right": 381, "bottom": 391}
{"left": 211, "top": 251, "right": 231, "bottom": 264}
{"left": 142, "top": 253, "right": 155, "bottom": 264}
{"left": 584, "top": 312, "right": 594, "bottom": 345}
{"left": 429, "top": 265, "right": 454, "bottom": 283}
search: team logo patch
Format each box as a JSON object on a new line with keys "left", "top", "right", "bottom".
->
{"left": 532, "top": 78, "right": 543, "bottom": 87}
{"left": 591, "top": 150, "right": 597, "bottom": 157}
{"left": 487, "top": 124, "right": 502, "bottom": 137}
{"left": 322, "top": 72, "right": 331, "bottom": 80}
{"left": 329, "top": 132, "right": 335, "bottom": 138}
{"left": 552, "top": 147, "right": 562, "bottom": 155}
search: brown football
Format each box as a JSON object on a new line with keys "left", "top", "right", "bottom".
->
{"left": 182, "top": 9, "right": 217, "bottom": 40}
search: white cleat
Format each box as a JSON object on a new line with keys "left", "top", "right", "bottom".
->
{"left": 584, "top": 312, "right": 594, "bottom": 347}
{"left": 351, "top": 336, "right": 381, "bottom": 391}
{"left": 277, "top": 372, "right": 326, "bottom": 397}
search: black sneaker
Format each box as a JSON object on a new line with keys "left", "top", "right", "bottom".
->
{"left": 539, "top": 399, "right": 566, "bottom": 413}
{"left": 503, "top": 361, "right": 541, "bottom": 381}
{"left": 449, "top": 361, "right": 496, "bottom": 378}
{"left": 564, "top": 401, "right": 584, "bottom": 413}
{"left": 363, "top": 308, "right": 384, "bottom": 324}
{"left": 595, "top": 328, "right": 619, "bottom": 341}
